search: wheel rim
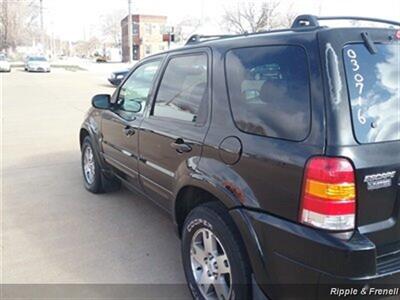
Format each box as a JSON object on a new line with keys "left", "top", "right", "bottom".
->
{"left": 83, "top": 145, "right": 96, "bottom": 184}
{"left": 190, "top": 228, "right": 232, "bottom": 300}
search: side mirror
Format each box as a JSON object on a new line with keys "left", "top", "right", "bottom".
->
{"left": 91, "top": 94, "right": 111, "bottom": 109}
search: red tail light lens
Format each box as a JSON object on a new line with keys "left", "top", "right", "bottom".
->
{"left": 300, "top": 157, "right": 356, "bottom": 231}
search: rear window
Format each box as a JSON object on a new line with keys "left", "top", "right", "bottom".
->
{"left": 225, "top": 45, "right": 311, "bottom": 141}
{"left": 343, "top": 43, "right": 400, "bottom": 143}
{"left": 30, "top": 57, "right": 47, "bottom": 61}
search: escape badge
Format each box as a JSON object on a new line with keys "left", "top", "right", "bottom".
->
{"left": 364, "top": 171, "right": 396, "bottom": 190}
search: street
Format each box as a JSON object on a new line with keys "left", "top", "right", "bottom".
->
{"left": 1, "top": 67, "right": 190, "bottom": 297}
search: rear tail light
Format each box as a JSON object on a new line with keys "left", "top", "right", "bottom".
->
{"left": 299, "top": 157, "right": 356, "bottom": 231}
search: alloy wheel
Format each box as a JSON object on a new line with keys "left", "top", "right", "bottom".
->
{"left": 190, "top": 228, "right": 232, "bottom": 300}
{"left": 83, "top": 145, "right": 96, "bottom": 184}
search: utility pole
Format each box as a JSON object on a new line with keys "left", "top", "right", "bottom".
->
{"left": 40, "top": 0, "right": 45, "bottom": 52}
{"left": 127, "top": 0, "right": 133, "bottom": 63}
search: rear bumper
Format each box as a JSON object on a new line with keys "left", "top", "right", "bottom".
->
{"left": 230, "top": 208, "right": 400, "bottom": 300}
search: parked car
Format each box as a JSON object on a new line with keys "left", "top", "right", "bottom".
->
{"left": 95, "top": 55, "right": 107, "bottom": 63}
{"left": 0, "top": 54, "right": 11, "bottom": 72}
{"left": 80, "top": 15, "right": 400, "bottom": 300}
{"left": 25, "top": 56, "right": 51, "bottom": 72}
{"left": 108, "top": 69, "right": 130, "bottom": 86}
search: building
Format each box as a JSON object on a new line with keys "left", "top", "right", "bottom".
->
{"left": 121, "top": 14, "right": 168, "bottom": 61}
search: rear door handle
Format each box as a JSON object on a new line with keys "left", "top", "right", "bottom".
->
{"left": 123, "top": 125, "right": 135, "bottom": 137}
{"left": 170, "top": 138, "right": 192, "bottom": 153}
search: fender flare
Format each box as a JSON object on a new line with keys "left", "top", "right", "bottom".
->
{"left": 172, "top": 171, "right": 244, "bottom": 223}
{"left": 173, "top": 171, "right": 268, "bottom": 290}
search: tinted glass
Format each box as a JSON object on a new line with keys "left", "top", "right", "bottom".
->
{"left": 153, "top": 54, "right": 208, "bottom": 123}
{"left": 226, "top": 46, "right": 311, "bottom": 140}
{"left": 343, "top": 43, "right": 400, "bottom": 143}
{"left": 118, "top": 60, "right": 161, "bottom": 114}
{"left": 30, "top": 57, "right": 47, "bottom": 61}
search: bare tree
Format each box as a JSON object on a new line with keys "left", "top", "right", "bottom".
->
{"left": 0, "top": 0, "right": 40, "bottom": 51}
{"left": 274, "top": 4, "right": 297, "bottom": 28}
{"left": 101, "top": 9, "right": 125, "bottom": 46}
{"left": 221, "top": 1, "right": 298, "bottom": 34}
{"left": 221, "top": 1, "right": 280, "bottom": 33}
{"left": 174, "top": 16, "right": 203, "bottom": 43}
{"left": 74, "top": 37, "right": 101, "bottom": 57}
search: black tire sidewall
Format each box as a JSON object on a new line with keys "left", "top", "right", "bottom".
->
{"left": 81, "top": 136, "right": 103, "bottom": 193}
{"left": 182, "top": 203, "right": 251, "bottom": 300}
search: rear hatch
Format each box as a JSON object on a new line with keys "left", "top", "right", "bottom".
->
{"left": 319, "top": 27, "right": 400, "bottom": 256}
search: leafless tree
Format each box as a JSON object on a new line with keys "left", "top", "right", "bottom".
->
{"left": 221, "top": 1, "right": 280, "bottom": 33}
{"left": 74, "top": 37, "right": 101, "bottom": 57}
{"left": 221, "top": 1, "right": 298, "bottom": 34}
{"left": 275, "top": 4, "right": 297, "bottom": 28}
{"left": 174, "top": 16, "right": 203, "bottom": 42}
{"left": 0, "top": 0, "right": 40, "bottom": 51}
{"left": 101, "top": 9, "right": 125, "bottom": 46}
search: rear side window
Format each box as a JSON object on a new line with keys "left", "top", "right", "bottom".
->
{"left": 153, "top": 53, "right": 208, "bottom": 123}
{"left": 343, "top": 43, "right": 400, "bottom": 143}
{"left": 225, "top": 45, "right": 311, "bottom": 141}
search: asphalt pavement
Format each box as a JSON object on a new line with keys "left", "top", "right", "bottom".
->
{"left": 1, "top": 67, "right": 190, "bottom": 298}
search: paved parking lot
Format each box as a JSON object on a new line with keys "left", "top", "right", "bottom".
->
{"left": 1, "top": 68, "right": 189, "bottom": 295}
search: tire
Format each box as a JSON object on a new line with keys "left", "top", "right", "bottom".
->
{"left": 81, "top": 136, "right": 120, "bottom": 193}
{"left": 182, "top": 202, "right": 252, "bottom": 300}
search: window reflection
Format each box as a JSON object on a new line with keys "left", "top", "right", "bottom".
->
{"left": 226, "top": 46, "right": 311, "bottom": 141}
{"left": 153, "top": 54, "right": 208, "bottom": 123}
{"left": 343, "top": 43, "right": 400, "bottom": 143}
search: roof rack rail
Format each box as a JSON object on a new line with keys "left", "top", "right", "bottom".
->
{"left": 186, "top": 34, "right": 236, "bottom": 45}
{"left": 185, "top": 26, "right": 316, "bottom": 46}
{"left": 292, "top": 14, "right": 400, "bottom": 28}
{"left": 185, "top": 15, "right": 400, "bottom": 46}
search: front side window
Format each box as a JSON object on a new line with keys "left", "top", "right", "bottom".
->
{"left": 153, "top": 53, "right": 208, "bottom": 123}
{"left": 343, "top": 43, "right": 400, "bottom": 143}
{"left": 225, "top": 46, "right": 311, "bottom": 141}
{"left": 118, "top": 60, "right": 161, "bottom": 115}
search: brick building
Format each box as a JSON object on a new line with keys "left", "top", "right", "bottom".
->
{"left": 121, "top": 14, "right": 168, "bottom": 61}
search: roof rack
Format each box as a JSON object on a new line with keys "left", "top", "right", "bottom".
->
{"left": 185, "top": 15, "right": 400, "bottom": 46}
{"left": 184, "top": 26, "right": 315, "bottom": 46}
{"left": 292, "top": 14, "right": 400, "bottom": 28}
{"left": 186, "top": 34, "right": 236, "bottom": 45}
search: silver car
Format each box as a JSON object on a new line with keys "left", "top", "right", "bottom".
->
{"left": 0, "top": 55, "right": 11, "bottom": 72}
{"left": 25, "top": 56, "right": 51, "bottom": 72}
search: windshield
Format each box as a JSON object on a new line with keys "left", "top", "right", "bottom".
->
{"left": 29, "top": 57, "right": 47, "bottom": 62}
{"left": 343, "top": 43, "right": 400, "bottom": 143}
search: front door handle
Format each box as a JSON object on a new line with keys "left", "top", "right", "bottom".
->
{"left": 123, "top": 125, "right": 135, "bottom": 137}
{"left": 170, "top": 138, "right": 192, "bottom": 153}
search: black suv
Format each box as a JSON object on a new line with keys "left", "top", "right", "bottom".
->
{"left": 80, "top": 15, "right": 400, "bottom": 299}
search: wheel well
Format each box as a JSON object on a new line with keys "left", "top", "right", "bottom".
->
{"left": 175, "top": 186, "right": 222, "bottom": 236}
{"left": 79, "top": 128, "right": 90, "bottom": 149}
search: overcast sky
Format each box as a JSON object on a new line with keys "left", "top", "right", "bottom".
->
{"left": 43, "top": 0, "right": 400, "bottom": 41}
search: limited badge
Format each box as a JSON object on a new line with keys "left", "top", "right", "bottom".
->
{"left": 364, "top": 171, "right": 396, "bottom": 190}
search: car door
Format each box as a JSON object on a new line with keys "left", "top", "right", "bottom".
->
{"left": 138, "top": 49, "right": 211, "bottom": 211}
{"left": 101, "top": 58, "right": 163, "bottom": 188}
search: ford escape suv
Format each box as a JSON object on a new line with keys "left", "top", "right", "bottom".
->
{"left": 80, "top": 15, "right": 400, "bottom": 299}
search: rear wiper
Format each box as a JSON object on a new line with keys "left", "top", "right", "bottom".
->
{"left": 361, "top": 32, "right": 378, "bottom": 54}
